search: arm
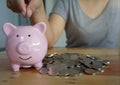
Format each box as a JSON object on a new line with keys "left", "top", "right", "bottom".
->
{"left": 7, "top": 0, "right": 66, "bottom": 48}
{"left": 30, "top": 2, "right": 66, "bottom": 48}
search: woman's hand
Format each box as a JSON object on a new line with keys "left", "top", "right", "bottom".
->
{"left": 7, "top": 0, "right": 43, "bottom": 17}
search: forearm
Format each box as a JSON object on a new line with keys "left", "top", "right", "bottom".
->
{"left": 30, "top": 2, "right": 55, "bottom": 48}
{"left": 7, "top": 0, "right": 59, "bottom": 48}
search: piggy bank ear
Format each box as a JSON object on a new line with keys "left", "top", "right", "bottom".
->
{"left": 33, "top": 22, "right": 47, "bottom": 34}
{"left": 3, "top": 23, "right": 16, "bottom": 36}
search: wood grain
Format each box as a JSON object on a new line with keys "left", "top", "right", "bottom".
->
{"left": 0, "top": 48, "right": 120, "bottom": 85}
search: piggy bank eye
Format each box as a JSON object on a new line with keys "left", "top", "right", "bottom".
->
{"left": 28, "top": 34, "right": 31, "bottom": 37}
{"left": 16, "top": 35, "right": 19, "bottom": 37}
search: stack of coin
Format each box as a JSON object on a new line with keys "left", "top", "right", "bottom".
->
{"left": 39, "top": 53, "right": 110, "bottom": 77}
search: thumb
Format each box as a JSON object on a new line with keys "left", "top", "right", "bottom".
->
{"left": 26, "top": 0, "right": 42, "bottom": 18}
{"left": 17, "top": 0, "right": 27, "bottom": 16}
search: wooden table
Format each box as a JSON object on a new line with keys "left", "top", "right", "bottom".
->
{"left": 0, "top": 48, "right": 120, "bottom": 85}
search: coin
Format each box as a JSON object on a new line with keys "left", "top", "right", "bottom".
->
{"left": 101, "top": 60, "right": 110, "bottom": 65}
{"left": 68, "top": 68, "right": 80, "bottom": 77}
{"left": 84, "top": 68, "right": 96, "bottom": 75}
{"left": 58, "top": 69, "right": 69, "bottom": 76}
{"left": 40, "top": 53, "right": 110, "bottom": 77}
{"left": 39, "top": 67, "right": 48, "bottom": 74}
{"left": 91, "top": 61, "right": 103, "bottom": 71}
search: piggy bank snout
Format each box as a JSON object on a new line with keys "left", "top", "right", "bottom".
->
{"left": 16, "top": 42, "right": 32, "bottom": 55}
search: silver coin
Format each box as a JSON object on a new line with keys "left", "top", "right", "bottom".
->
{"left": 68, "top": 68, "right": 80, "bottom": 76}
{"left": 39, "top": 67, "right": 48, "bottom": 74}
{"left": 41, "top": 53, "right": 110, "bottom": 76}
{"left": 48, "top": 65, "right": 59, "bottom": 76}
{"left": 58, "top": 69, "right": 69, "bottom": 77}
{"left": 91, "top": 61, "right": 103, "bottom": 71}
{"left": 101, "top": 60, "right": 110, "bottom": 65}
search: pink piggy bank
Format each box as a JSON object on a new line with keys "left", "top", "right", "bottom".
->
{"left": 3, "top": 22, "right": 48, "bottom": 71}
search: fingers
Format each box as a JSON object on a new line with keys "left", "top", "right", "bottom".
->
{"left": 7, "top": 0, "right": 43, "bottom": 18}
{"left": 17, "top": 0, "right": 27, "bottom": 16}
{"left": 7, "top": 0, "right": 26, "bottom": 16}
{"left": 26, "top": 0, "right": 43, "bottom": 18}
{"left": 7, "top": 0, "right": 20, "bottom": 12}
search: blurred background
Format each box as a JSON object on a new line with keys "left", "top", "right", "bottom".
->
{"left": 0, "top": 0, "right": 66, "bottom": 51}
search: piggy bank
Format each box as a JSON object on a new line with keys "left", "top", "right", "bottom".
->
{"left": 3, "top": 22, "right": 48, "bottom": 71}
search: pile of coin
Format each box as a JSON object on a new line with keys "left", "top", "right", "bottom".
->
{"left": 39, "top": 53, "right": 110, "bottom": 77}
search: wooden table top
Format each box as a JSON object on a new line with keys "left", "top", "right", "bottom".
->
{"left": 0, "top": 48, "right": 120, "bottom": 85}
